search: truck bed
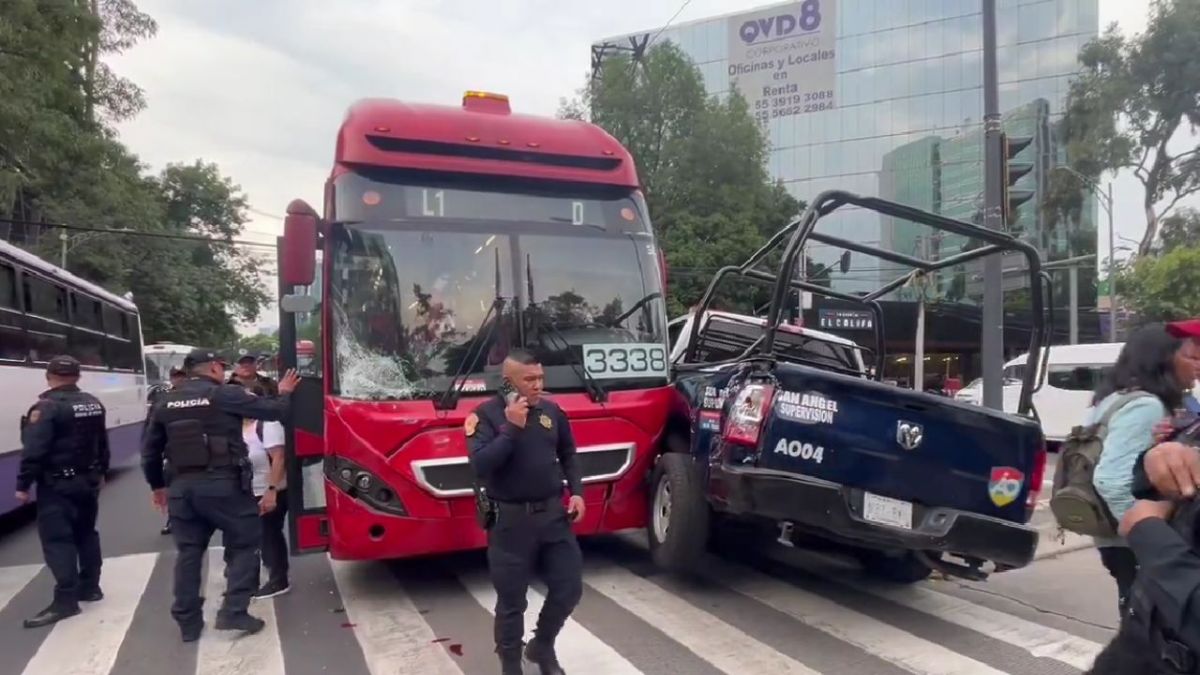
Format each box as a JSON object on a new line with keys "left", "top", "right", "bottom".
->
{"left": 753, "top": 361, "right": 1045, "bottom": 525}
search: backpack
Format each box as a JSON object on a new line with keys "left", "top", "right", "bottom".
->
{"left": 1050, "top": 391, "right": 1154, "bottom": 538}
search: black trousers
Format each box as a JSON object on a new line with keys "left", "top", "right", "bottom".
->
{"left": 487, "top": 499, "right": 583, "bottom": 651}
{"left": 168, "top": 477, "right": 261, "bottom": 629}
{"left": 36, "top": 479, "right": 101, "bottom": 609}
{"left": 1099, "top": 546, "right": 1139, "bottom": 618}
{"left": 256, "top": 489, "right": 289, "bottom": 585}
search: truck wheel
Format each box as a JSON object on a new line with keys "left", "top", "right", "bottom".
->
{"left": 648, "top": 452, "right": 709, "bottom": 574}
{"left": 859, "top": 550, "right": 933, "bottom": 584}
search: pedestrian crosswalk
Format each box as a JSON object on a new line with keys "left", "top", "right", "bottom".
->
{"left": 0, "top": 535, "right": 1108, "bottom": 675}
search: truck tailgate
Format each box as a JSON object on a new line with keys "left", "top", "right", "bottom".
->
{"left": 757, "top": 363, "right": 1044, "bottom": 523}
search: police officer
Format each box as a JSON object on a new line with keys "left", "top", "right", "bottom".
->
{"left": 14, "top": 355, "right": 109, "bottom": 629}
{"left": 147, "top": 366, "right": 186, "bottom": 536}
{"left": 466, "top": 349, "right": 585, "bottom": 675}
{"left": 142, "top": 348, "right": 299, "bottom": 642}
{"left": 228, "top": 351, "right": 278, "bottom": 395}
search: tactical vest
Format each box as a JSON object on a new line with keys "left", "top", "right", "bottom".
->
{"left": 43, "top": 389, "right": 105, "bottom": 474}
{"left": 156, "top": 382, "right": 236, "bottom": 474}
{"left": 1128, "top": 498, "right": 1200, "bottom": 674}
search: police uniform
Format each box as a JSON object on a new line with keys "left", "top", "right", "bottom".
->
{"left": 466, "top": 394, "right": 584, "bottom": 674}
{"left": 146, "top": 366, "right": 186, "bottom": 536}
{"left": 228, "top": 352, "right": 279, "bottom": 396}
{"left": 142, "top": 348, "right": 291, "bottom": 642}
{"left": 17, "top": 355, "right": 109, "bottom": 629}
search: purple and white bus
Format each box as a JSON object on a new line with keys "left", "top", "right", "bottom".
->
{"left": 0, "top": 239, "right": 146, "bottom": 515}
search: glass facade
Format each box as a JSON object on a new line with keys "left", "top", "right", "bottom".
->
{"left": 594, "top": 0, "right": 1099, "bottom": 308}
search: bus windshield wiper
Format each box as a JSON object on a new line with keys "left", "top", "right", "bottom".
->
{"left": 524, "top": 254, "right": 607, "bottom": 403}
{"left": 437, "top": 248, "right": 507, "bottom": 410}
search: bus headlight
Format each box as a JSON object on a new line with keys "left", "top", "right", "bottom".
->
{"left": 325, "top": 457, "right": 407, "bottom": 517}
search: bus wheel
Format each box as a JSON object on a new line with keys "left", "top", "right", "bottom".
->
{"left": 858, "top": 549, "right": 933, "bottom": 584}
{"left": 648, "top": 453, "right": 709, "bottom": 575}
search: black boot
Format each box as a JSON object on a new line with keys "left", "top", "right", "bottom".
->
{"left": 497, "top": 643, "right": 524, "bottom": 675}
{"left": 525, "top": 633, "right": 565, "bottom": 675}
{"left": 215, "top": 611, "right": 265, "bottom": 634}
{"left": 23, "top": 603, "right": 81, "bottom": 629}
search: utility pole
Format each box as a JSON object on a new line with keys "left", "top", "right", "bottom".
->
{"left": 1107, "top": 182, "right": 1117, "bottom": 341}
{"left": 981, "top": 0, "right": 1004, "bottom": 410}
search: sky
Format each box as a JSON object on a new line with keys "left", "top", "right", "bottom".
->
{"left": 106, "top": 0, "right": 1168, "bottom": 335}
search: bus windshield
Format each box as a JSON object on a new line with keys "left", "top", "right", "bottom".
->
{"left": 144, "top": 351, "right": 187, "bottom": 385}
{"left": 328, "top": 173, "right": 667, "bottom": 401}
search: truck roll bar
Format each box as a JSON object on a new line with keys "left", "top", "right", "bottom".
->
{"left": 759, "top": 190, "right": 1046, "bottom": 417}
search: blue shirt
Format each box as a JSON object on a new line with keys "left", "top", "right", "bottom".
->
{"left": 1185, "top": 393, "right": 1200, "bottom": 414}
{"left": 1088, "top": 391, "right": 1168, "bottom": 547}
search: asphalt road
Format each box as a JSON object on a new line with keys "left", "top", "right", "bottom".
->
{"left": 0, "top": 452, "right": 1117, "bottom": 675}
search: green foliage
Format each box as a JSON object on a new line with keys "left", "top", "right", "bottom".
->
{"left": 561, "top": 43, "right": 803, "bottom": 318}
{"left": 237, "top": 332, "right": 279, "bottom": 355}
{"left": 1118, "top": 245, "right": 1200, "bottom": 322}
{"left": 1062, "top": 0, "right": 1200, "bottom": 256}
{"left": 1158, "top": 207, "right": 1200, "bottom": 253}
{"left": 0, "top": 1, "right": 267, "bottom": 346}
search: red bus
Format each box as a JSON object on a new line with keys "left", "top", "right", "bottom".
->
{"left": 276, "top": 92, "right": 672, "bottom": 560}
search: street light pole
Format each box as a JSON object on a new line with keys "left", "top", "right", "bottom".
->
{"left": 1107, "top": 181, "right": 1116, "bottom": 341}
{"left": 981, "top": 0, "right": 1004, "bottom": 410}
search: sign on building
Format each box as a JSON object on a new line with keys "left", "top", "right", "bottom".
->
{"left": 727, "top": 0, "right": 838, "bottom": 126}
{"left": 818, "top": 308, "right": 873, "bottom": 331}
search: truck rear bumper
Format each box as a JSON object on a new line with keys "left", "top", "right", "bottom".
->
{"left": 715, "top": 465, "right": 1039, "bottom": 569}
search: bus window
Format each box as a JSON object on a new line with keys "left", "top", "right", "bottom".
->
{"left": 23, "top": 274, "right": 67, "bottom": 362}
{"left": 0, "top": 263, "right": 22, "bottom": 362}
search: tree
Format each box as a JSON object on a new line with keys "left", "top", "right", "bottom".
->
{"left": 1117, "top": 245, "right": 1200, "bottom": 322}
{"left": 1061, "top": 0, "right": 1200, "bottom": 257}
{"left": 237, "top": 332, "right": 279, "bottom": 355}
{"left": 561, "top": 43, "right": 803, "bottom": 316}
{"left": 1158, "top": 207, "right": 1200, "bottom": 253}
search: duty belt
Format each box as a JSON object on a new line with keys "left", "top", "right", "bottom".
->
{"left": 47, "top": 468, "right": 80, "bottom": 479}
{"left": 495, "top": 496, "right": 559, "bottom": 514}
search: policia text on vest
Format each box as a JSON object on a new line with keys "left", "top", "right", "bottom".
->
{"left": 15, "top": 355, "right": 110, "bottom": 630}
{"left": 141, "top": 347, "right": 301, "bottom": 642}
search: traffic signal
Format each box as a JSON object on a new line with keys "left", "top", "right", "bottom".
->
{"left": 1001, "top": 133, "right": 1035, "bottom": 228}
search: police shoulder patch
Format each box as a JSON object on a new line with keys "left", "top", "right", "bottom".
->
{"left": 464, "top": 413, "right": 479, "bottom": 437}
{"left": 28, "top": 408, "right": 41, "bottom": 424}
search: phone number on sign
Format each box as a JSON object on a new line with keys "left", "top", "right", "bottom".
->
{"left": 753, "top": 89, "right": 835, "bottom": 122}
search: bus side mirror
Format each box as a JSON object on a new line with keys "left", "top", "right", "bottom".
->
{"left": 281, "top": 199, "right": 319, "bottom": 287}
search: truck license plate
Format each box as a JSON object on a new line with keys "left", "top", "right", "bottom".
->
{"left": 863, "top": 492, "right": 913, "bottom": 530}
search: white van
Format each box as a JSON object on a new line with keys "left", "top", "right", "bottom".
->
{"left": 954, "top": 343, "right": 1124, "bottom": 444}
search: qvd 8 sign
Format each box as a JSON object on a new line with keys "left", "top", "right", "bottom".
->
{"left": 581, "top": 343, "right": 669, "bottom": 380}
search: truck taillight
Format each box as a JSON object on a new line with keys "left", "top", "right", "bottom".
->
{"left": 1026, "top": 441, "right": 1048, "bottom": 514}
{"left": 723, "top": 383, "right": 775, "bottom": 447}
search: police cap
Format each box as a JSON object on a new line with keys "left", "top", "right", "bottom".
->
{"left": 235, "top": 350, "right": 260, "bottom": 364}
{"left": 183, "top": 348, "right": 226, "bottom": 369}
{"left": 46, "top": 355, "right": 81, "bottom": 377}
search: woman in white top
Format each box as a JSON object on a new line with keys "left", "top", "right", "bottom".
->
{"left": 242, "top": 388, "right": 290, "bottom": 599}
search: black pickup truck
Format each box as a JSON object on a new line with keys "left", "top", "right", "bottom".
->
{"left": 649, "top": 191, "right": 1051, "bottom": 583}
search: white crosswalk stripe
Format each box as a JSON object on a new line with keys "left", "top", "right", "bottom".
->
{"left": 0, "top": 563, "right": 41, "bottom": 613}
{"left": 21, "top": 552, "right": 156, "bottom": 675}
{"left": 330, "top": 559, "right": 462, "bottom": 675}
{"left": 196, "top": 548, "right": 286, "bottom": 675}
{"left": 0, "top": 544, "right": 1109, "bottom": 675}
{"left": 459, "top": 569, "right": 644, "bottom": 675}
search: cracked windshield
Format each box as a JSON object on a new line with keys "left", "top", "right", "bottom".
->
{"left": 329, "top": 175, "right": 667, "bottom": 400}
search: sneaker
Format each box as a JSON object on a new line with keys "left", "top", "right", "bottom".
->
{"left": 252, "top": 578, "right": 291, "bottom": 600}
{"left": 525, "top": 636, "right": 565, "bottom": 675}
{"left": 214, "top": 612, "right": 265, "bottom": 635}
